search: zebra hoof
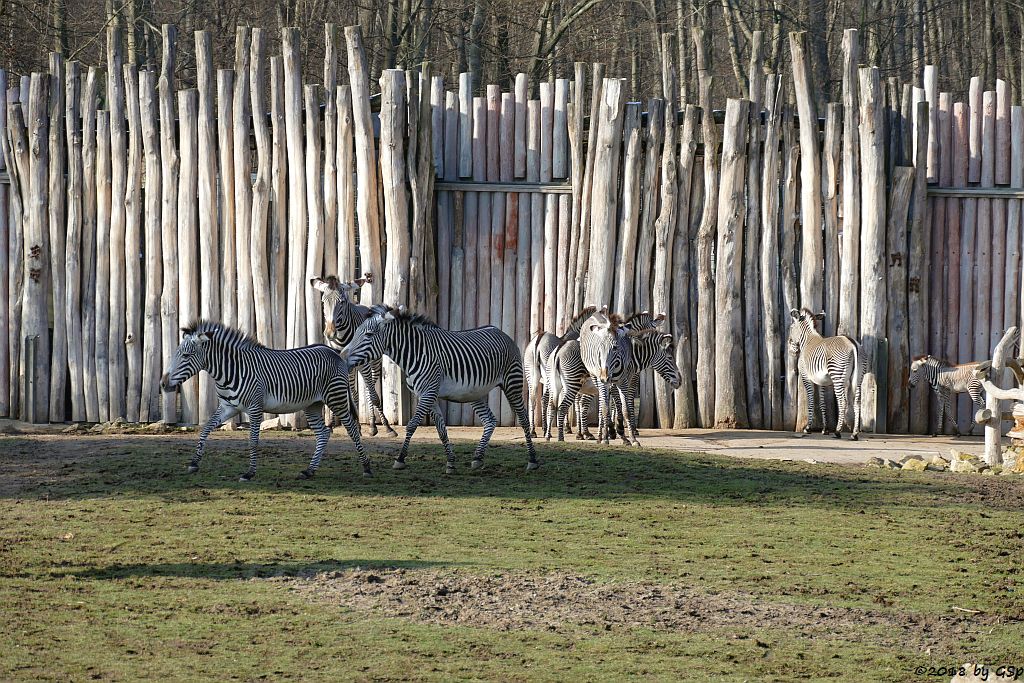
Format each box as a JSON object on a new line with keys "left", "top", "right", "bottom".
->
{"left": 471, "top": 459, "right": 483, "bottom": 470}
{"left": 238, "top": 472, "right": 254, "bottom": 482}
{"left": 445, "top": 465, "right": 456, "bottom": 475}
{"left": 186, "top": 464, "right": 199, "bottom": 474}
{"left": 583, "top": 433, "right": 596, "bottom": 441}
{"left": 832, "top": 431, "right": 842, "bottom": 439}
{"left": 362, "top": 469, "right": 374, "bottom": 478}
{"left": 298, "top": 469, "right": 315, "bottom": 479}
{"left": 525, "top": 461, "right": 539, "bottom": 471}
{"left": 368, "top": 425, "right": 379, "bottom": 437}
{"left": 385, "top": 428, "right": 398, "bottom": 438}
{"left": 631, "top": 440, "right": 642, "bottom": 448}
{"left": 850, "top": 434, "right": 859, "bottom": 441}
{"left": 575, "top": 433, "right": 585, "bottom": 441}
{"left": 392, "top": 460, "right": 407, "bottom": 470}
{"left": 620, "top": 438, "right": 632, "bottom": 447}
{"left": 546, "top": 435, "right": 552, "bottom": 442}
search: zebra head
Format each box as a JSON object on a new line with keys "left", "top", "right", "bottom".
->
{"left": 631, "top": 330, "right": 681, "bottom": 389}
{"left": 908, "top": 354, "right": 936, "bottom": 387}
{"left": 343, "top": 305, "right": 396, "bottom": 368}
{"left": 161, "top": 326, "right": 213, "bottom": 392}
{"left": 787, "top": 308, "right": 825, "bottom": 354}
{"left": 310, "top": 273, "right": 372, "bottom": 340}
{"left": 623, "top": 310, "right": 666, "bottom": 332}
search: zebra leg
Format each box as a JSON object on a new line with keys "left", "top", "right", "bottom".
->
{"left": 595, "top": 379, "right": 611, "bottom": 445}
{"left": 542, "top": 386, "right": 553, "bottom": 440}
{"left": 801, "top": 375, "right": 817, "bottom": 434}
{"left": 934, "top": 388, "right": 946, "bottom": 437}
{"left": 574, "top": 395, "right": 587, "bottom": 440}
{"left": 610, "top": 388, "right": 630, "bottom": 447}
{"left": 618, "top": 385, "right": 641, "bottom": 447}
{"left": 968, "top": 387, "right": 984, "bottom": 435}
{"left": 944, "top": 390, "right": 961, "bottom": 437}
{"left": 431, "top": 404, "right": 458, "bottom": 467}
{"left": 325, "top": 375, "right": 371, "bottom": 476}
{"left": 395, "top": 383, "right": 437, "bottom": 470}
{"left": 851, "top": 379, "right": 862, "bottom": 440}
{"left": 502, "top": 382, "right": 540, "bottom": 471}
{"left": 361, "top": 362, "right": 398, "bottom": 437}
{"left": 832, "top": 379, "right": 849, "bottom": 438}
{"left": 470, "top": 399, "right": 497, "bottom": 472}
{"left": 299, "top": 405, "right": 332, "bottom": 478}
{"left": 817, "top": 385, "right": 828, "bottom": 435}
{"left": 556, "top": 380, "right": 580, "bottom": 442}
{"left": 239, "top": 409, "right": 264, "bottom": 481}
{"left": 189, "top": 403, "right": 238, "bottom": 473}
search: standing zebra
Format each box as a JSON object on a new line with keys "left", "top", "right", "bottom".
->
{"left": 160, "top": 320, "right": 369, "bottom": 480}
{"left": 523, "top": 305, "right": 596, "bottom": 436}
{"left": 311, "top": 274, "right": 397, "bottom": 437}
{"left": 344, "top": 307, "right": 538, "bottom": 473}
{"left": 578, "top": 310, "right": 632, "bottom": 444}
{"left": 909, "top": 355, "right": 985, "bottom": 436}
{"left": 787, "top": 308, "right": 863, "bottom": 439}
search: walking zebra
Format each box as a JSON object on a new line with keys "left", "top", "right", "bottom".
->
{"left": 344, "top": 307, "right": 538, "bottom": 473}
{"left": 311, "top": 274, "right": 397, "bottom": 437}
{"left": 548, "top": 326, "right": 680, "bottom": 445}
{"left": 160, "top": 320, "right": 368, "bottom": 480}
{"left": 523, "top": 306, "right": 596, "bottom": 436}
{"left": 578, "top": 310, "right": 632, "bottom": 444}
{"left": 787, "top": 308, "right": 863, "bottom": 439}
{"left": 909, "top": 355, "right": 984, "bottom": 436}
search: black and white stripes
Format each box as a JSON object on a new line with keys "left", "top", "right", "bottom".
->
{"left": 909, "top": 355, "right": 984, "bottom": 436}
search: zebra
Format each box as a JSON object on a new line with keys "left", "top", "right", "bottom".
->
{"left": 523, "top": 305, "right": 597, "bottom": 437}
{"left": 343, "top": 306, "right": 539, "bottom": 474}
{"left": 787, "top": 308, "right": 863, "bottom": 440}
{"left": 909, "top": 354, "right": 985, "bottom": 436}
{"left": 578, "top": 309, "right": 632, "bottom": 444}
{"left": 160, "top": 320, "right": 369, "bottom": 480}
{"left": 310, "top": 274, "right": 397, "bottom": 437}
{"left": 548, "top": 327, "right": 679, "bottom": 446}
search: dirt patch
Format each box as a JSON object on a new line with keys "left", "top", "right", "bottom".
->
{"left": 291, "top": 567, "right": 991, "bottom": 653}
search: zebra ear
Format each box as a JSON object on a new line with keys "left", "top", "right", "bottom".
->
{"left": 310, "top": 278, "right": 330, "bottom": 293}
{"left": 789, "top": 309, "right": 800, "bottom": 320}
{"left": 814, "top": 311, "right": 825, "bottom": 321}
{"left": 196, "top": 332, "right": 211, "bottom": 344}
{"left": 659, "top": 334, "right": 673, "bottom": 349}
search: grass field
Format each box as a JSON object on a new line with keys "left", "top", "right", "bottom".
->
{"left": 0, "top": 430, "right": 1022, "bottom": 681}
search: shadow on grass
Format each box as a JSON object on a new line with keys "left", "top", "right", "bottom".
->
{"left": 2, "top": 434, "right": 1019, "bottom": 511}
{"left": 62, "top": 558, "right": 458, "bottom": 581}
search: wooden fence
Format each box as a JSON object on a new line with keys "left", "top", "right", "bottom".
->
{"left": 0, "top": 23, "right": 1019, "bottom": 435}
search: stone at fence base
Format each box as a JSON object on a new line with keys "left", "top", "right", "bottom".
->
{"left": 867, "top": 456, "right": 884, "bottom": 467}
{"left": 901, "top": 458, "right": 927, "bottom": 471}
{"left": 930, "top": 454, "right": 950, "bottom": 467}
{"left": 949, "top": 449, "right": 985, "bottom": 473}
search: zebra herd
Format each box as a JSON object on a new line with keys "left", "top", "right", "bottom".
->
{"left": 159, "top": 274, "right": 985, "bottom": 481}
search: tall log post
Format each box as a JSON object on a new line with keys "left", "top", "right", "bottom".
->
{"left": 304, "top": 84, "right": 326, "bottom": 344}
{"left": 158, "top": 25, "right": 178, "bottom": 423}
{"left": 107, "top": 29, "right": 126, "bottom": 420}
{"left": 322, "top": 24, "right": 339, "bottom": 278}
{"left": 269, "top": 59, "right": 287, "bottom": 347}
{"left": 886, "top": 167, "right": 916, "bottom": 433}
{"left": 63, "top": 62, "right": 85, "bottom": 421}
{"left": 909, "top": 101, "right": 931, "bottom": 435}
{"left": 0, "top": 71, "right": 7, "bottom": 417}
{"left": 672, "top": 106, "right": 698, "bottom": 428}
{"left": 743, "top": 31, "right": 765, "bottom": 429}
{"left": 250, "top": 29, "right": 273, "bottom": 345}
{"left": 760, "top": 75, "right": 783, "bottom": 430}
{"left": 336, "top": 84, "right": 356, "bottom": 282}
{"left": 838, "top": 29, "right": 861, "bottom": 339}
{"left": 123, "top": 64, "right": 143, "bottom": 423}
{"left": 572, "top": 64, "right": 605, "bottom": 312}
{"left": 614, "top": 103, "right": 642, "bottom": 315}
{"left": 80, "top": 71, "right": 99, "bottom": 421}
{"left": 177, "top": 90, "right": 200, "bottom": 424}
{"left": 47, "top": 54, "right": 67, "bottom": 422}
{"left": 194, "top": 30, "right": 218, "bottom": 423}
{"left": 233, "top": 28, "right": 254, "bottom": 335}
{"left": 780, "top": 106, "right": 800, "bottom": 432}
{"left": 790, "top": 32, "right": 823, "bottom": 315}
{"left": 217, "top": 70, "right": 236, "bottom": 332}
{"left": 94, "top": 111, "right": 111, "bottom": 422}
{"left": 3, "top": 87, "right": 26, "bottom": 419}
{"left": 138, "top": 70, "right": 162, "bottom": 422}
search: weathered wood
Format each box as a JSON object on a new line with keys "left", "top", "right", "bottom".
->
{"left": 553, "top": 78, "right": 568, "bottom": 179}
{"left": 107, "top": 30, "right": 126, "bottom": 421}
{"left": 95, "top": 110, "right": 111, "bottom": 422}
{"left": 159, "top": 25, "right": 178, "bottom": 423}
{"left": 458, "top": 72, "right": 473, "bottom": 179}
{"left": 984, "top": 326, "right": 1018, "bottom": 465}
{"left": 613, "top": 102, "right": 642, "bottom": 314}
{"left": 499, "top": 90, "right": 518, "bottom": 392}
{"left": 233, "top": 27, "right": 253, "bottom": 334}
{"left": 345, "top": 26, "right": 383, "bottom": 306}
{"left": 760, "top": 75, "right": 783, "bottom": 431}
{"left": 943, "top": 94, "right": 961, "bottom": 369}
{"left": 951, "top": 101, "right": 970, "bottom": 431}
{"left": 513, "top": 90, "right": 531, "bottom": 354}
{"left": 527, "top": 98, "right": 542, "bottom": 338}
{"left": 553, "top": 80, "right": 570, "bottom": 328}
{"left": 822, "top": 103, "right": 841, "bottom": 338}
{"left": 46, "top": 55, "right": 66, "bottom": 422}
{"left": 672, "top": 105, "right": 698, "bottom": 429}
{"left": 743, "top": 31, "right": 765, "bottom": 430}
{"left": 886, "top": 166, "right": 915, "bottom": 433}
{"left": 789, "top": 32, "right": 823, "bottom": 315}
{"left": 539, "top": 83, "right": 555, "bottom": 330}
{"left": 3, "top": 87, "right": 26, "bottom": 418}
{"left": 584, "top": 78, "right": 626, "bottom": 308}
{"left": 437, "top": 89, "right": 457, "bottom": 330}
{"left": 177, "top": 89, "right": 199, "bottom": 424}
{"left": 566, "top": 65, "right": 584, "bottom": 320}
{"left": 304, "top": 84, "right": 326, "bottom": 344}
{"left": 194, "top": 31, "right": 218, "bottom": 423}
{"left": 909, "top": 101, "right": 931, "bottom": 435}
{"left": 1006, "top": 106, "right": 1022, "bottom": 334}
{"left": 379, "top": 69, "right": 410, "bottom": 423}
{"left": 336, "top": 84, "right": 356, "bottom": 282}
{"left": 80, "top": 70, "right": 99, "bottom": 421}
{"left": 63, "top": 62, "right": 84, "bottom": 421}
{"left": 975, "top": 91, "right": 995, "bottom": 361}
{"left": 634, "top": 98, "right": 663, "bottom": 313}
{"left": 989, "top": 93, "right": 1007, "bottom": 356}
{"left": 250, "top": 29, "right": 273, "bottom": 345}
{"left": 969, "top": 76, "right": 982, "bottom": 183}
{"left": 0, "top": 72, "right": 7, "bottom": 417}
{"left": 484, "top": 84, "right": 503, "bottom": 421}
{"left": 996, "top": 79, "right": 1010, "bottom": 185}
{"left": 838, "top": 29, "right": 861, "bottom": 339}
{"left": 217, "top": 69, "right": 236, "bottom": 332}
{"left": 323, "top": 24, "right": 339, "bottom": 278}
{"left": 461, "top": 94, "right": 483, "bottom": 426}
{"left": 929, "top": 93, "right": 948, "bottom": 398}
{"left": 123, "top": 64, "right": 143, "bottom": 423}
{"left": 138, "top": 69, "right": 162, "bottom": 423}
{"left": 515, "top": 73, "right": 528, "bottom": 179}
{"left": 430, "top": 75, "right": 444, "bottom": 178}
{"left": 713, "top": 98, "right": 750, "bottom": 428}
{"left": 694, "top": 26, "right": 718, "bottom": 428}
{"left": 859, "top": 67, "right": 887, "bottom": 433}
{"left": 269, "top": 59, "right": 287, "bottom": 348}
{"left": 924, "top": 64, "right": 939, "bottom": 183}
{"left": 780, "top": 106, "right": 800, "bottom": 432}
{"left": 283, "top": 27, "right": 307, "bottom": 361}
{"left": 573, "top": 63, "right": 605, "bottom": 311}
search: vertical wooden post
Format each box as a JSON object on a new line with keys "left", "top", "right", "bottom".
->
{"left": 713, "top": 98, "right": 750, "bottom": 428}
{"left": 323, "top": 24, "right": 339, "bottom": 278}
{"left": 780, "top": 105, "right": 800, "bottom": 431}
{"left": 177, "top": 89, "right": 199, "bottom": 424}
{"left": 909, "top": 101, "right": 932, "bottom": 435}
{"left": 886, "top": 166, "right": 915, "bottom": 434}
{"left": 47, "top": 55, "right": 66, "bottom": 422}
{"left": 566, "top": 66, "right": 582, "bottom": 316}
{"left": 159, "top": 25, "right": 179, "bottom": 423}
{"left": 789, "top": 32, "right": 823, "bottom": 315}
{"left": 634, "top": 99, "right": 663, "bottom": 314}
{"left": 217, "top": 69, "right": 236, "bottom": 332}
{"left": 573, "top": 64, "right": 605, "bottom": 311}
{"left": 81, "top": 70, "right": 99, "bottom": 422}
{"left": 822, "top": 104, "right": 842, "bottom": 338}
{"left": 743, "top": 32, "right": 765, "bottom": 430}
{"left": 952, "top": 102, "right": 970, "bottom": 431}
{"left": 458, "top": 72, "right": 473, "bottom": 179}
{"left": 487, "top": 85, "right": 504, "bottom": 374}
{"left": 694, "top": 26, "right": 718, "bottom": 428}
{"left": 250, "top": 28, "right": 273, "bottom": 345}
{"left": 233, "top": 27, "right": 254, "bottom": 335}
{"left": 527, "top": 97, "right": 542, "bottom": 339}
{"left": 1011, "top": 108, "right": 1024, "bottom": 334}
{"left": 943, "top": 94, "right": 961, "bottom": 370}
{"left": 500, "top": 89, "right": 517, "bottom": 425}
{"left": 304, "top": 84, "right": 326, "bottom": 343}
{"left": 107, "top": 29, "right": 126, "bottom": 421}
{"left": 859, "top": 67, "right": 887, "bottom": 433}
{"left": 760, "top": 75, "right": 783, "bottom": 430}
{"left": 336, "top": 84, "right": 356, "bottom": 282}
{"left": 0, "top": 71, "right": 7, "bottom": 417}
{"left": 969, "top": 77, "right": 982, "bottom": 183}
{"left": 553, "top": 79, "right": 569, "bottom": 330}
{"left": 283, "top": 27, "right": 307, "bottom": 365}
{"left": 924, "top": 64, "right": 939, "bottom": 183}
{"left": 194, "top": 30, "right": 218, "bottom": 423}
{"left": 270, "top": 58, "right": 287, "bottom": 348}
{"left": 975, "top": 91, "right": 995, "bottom": 360}
{"left": 461, "top": 94, "right": 484, "bottom": 426}
{"left": 513, "top": 89, "right": 531, "bottom": 355}
{"left": 673, "top": 105, "right": 698, "bottom": 429}
{"left": 996, "top": 79, "right": 1011, "bottom": 185}
{"left": 3, "top": 87, "right": 25, "bottom": 419}
{"left": 984, "top": 328, "right": 1018, "bottom": 466}
{"left": 990, "top": 86, "right": 1009, "bottom": 350}
{"left": 839, "top": 29, "right": 861, "bottom": 339}
{"left": 123, "top": 64, "right": 143, "bottom": 423}
{"left": 138, "top": 69, "right": 162, "bottom": 423}
{"left": 539, "top": 83, "right": 554, "bottom": 330}
{"left": 63, "top": 62, "right": 85, "bottom": 421}
{"left": 435, "top": 84, "right": 452, "bottom": 329}
{"left": 95, "top": 110, "right": 111, "bottom": 422}
{"left": 614, "top": 102, "right": 643, "bottom": 315}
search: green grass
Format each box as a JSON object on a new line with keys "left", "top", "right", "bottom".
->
{"left": 0, "top": 432, "right": 1022, "bottom": 681}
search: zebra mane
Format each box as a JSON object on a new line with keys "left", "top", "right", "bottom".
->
{"left": 564, "top": 306, "right": 598, "bottom": 335}
{"left": 321, "top": 275, "right": 343, "bottom": 290}
{"left": 912, "top": 353, "right": 952, "bottom": 366}
{"left": 627, "top": 327, "right": 665, "bottom": 341}
{"left": 181, "top": 319, "right": 266, "bottom": 350}
{"left": 624, "top": 310, "right": 650, "bottom": 326}
{"left": 387, "top": 308, "right": 441, "bottom": 329}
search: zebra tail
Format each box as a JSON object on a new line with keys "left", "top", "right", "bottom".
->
{"left": 551, "top": 353, "right": 564, "bottom": 409}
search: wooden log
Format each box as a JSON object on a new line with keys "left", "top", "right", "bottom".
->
{"left": 107, "top": 30, "right": 126, "bottom": 421}
{"left": 0, "top": 73, "right": 7, "bottom": 417}
{"left": 283, "top": 27, "right": 307, "bottom": 357}
{"left": 584, "top": 78, "right": 626, "bottom": 309}
{"left": 945, "top": 96, "right": 964, "bottom": 369}
{"left": 780, "top": 105, "right": 800, "bottom": 432}
{"left": 304, "top": 84, "right": 326, "bottom": 344}
{"left": 760, "top": 75, "right": 783, "bottom": 431}
{"left": 694, "top": 26, "right": 718, "bottom": 428}
{"left": 431, "top": 75, "right": 444, "bottom": 178}
{"left": 838, "top": 29, "right": 861, "bottom": 339}
{"left": 3, "top": 87, "right": 26, "bottom": 419}
{"left": 566, "top": 66, "right": 583, "bottom": 319}
{"left": 743, "top": 32, "right": 765, "bottom": 430}
{"left": 458, "top": 72, "right": 473, "bottom": 178}
{"left": 1005, "top": 107, "right": 1022, "bottom": 334}
{"left": 233, "top": 27, "right": 253, "bottom": 334}
{"left": 270, "top": 58, "right": 287, "bottom": 348}
{"left": 515, "top": 73, "right": 528, "bottom": 179}
{"left": 62, "top": 63, "right": 84, "bottom": 421}
{"left": 443, "top": 88, "right": 462, "bottom": 424}
{"left": 527, "top": 97, "right": 542, "bottom": 336}
{"left": 790, "top": 32, "right": 823, "bottom": 315}
{"left": 573, "top": 64, "right": 605, "bottom": 311}
{"left": 194, "top": 31, "right": 218, "bottom": 423}
{"left": 95, "top": 109, "right": 111, "bottom": 423}
{"left": 634, "top": 98, "right": 663, "bottom": 313}
{"left": 929, "top": 94, "right": 949, "bottom": 400}
{"left": 975, "top": 91, "right": 995, "bottom": 361}
{"left": 613, "top": 102, "right": 642, "bottom": 314}
{"left": 138, "top": 69, "right": 161, "bottom": 423}
{"left": 159, "top": 25, "right": 178, "bottom": 423}
{"left": 487, "top": 84, "right": 504, "bottom": 343}
{"left": 323, "top": 24, "right": 339, "bottom": 278}
{"left": 406, "top": 65, "right": 431, "bottom": 317}
{"left": 886, "top": 166, "right": 915, "bottom": 434}
{"left": 969, "top": 76, "right": 982, "bottom": 183}
{"left": 553, "top": 80, "right": 570, "bottom": 329}
{"left": 80, "top": 70, "right": 99, "bottom": 422}
{"left": 539, "top": 83, "right": 554, "bottom": 330}
{"left": 123, "top": 64, "right": 143, "bottom": 423}
{"left": 177, "top": 89, "right": 199, "bottom": 424}
{"left": 499, "top": 90, "right": 517, "bottom": 425}
{"left": 437, "top": 89, "right": 456, "bottom": 330}
{"left": 859, "top": 66, "right": 887, "bottom": 434}
{"left": 336, "top": 84, "right": 356, "bottom": 282}
{"left": 822, "top": 103, "right": 841, "bottom": 339}
{"left": 45, "top": 55, "right": 67, "bottom": 423}
{"left": 461, "top": 94, "right": 484, "bottom": 426}
{"left": 996, "top": 79, "right": 1011, "bottom": 185}
{"left": 924, "top": 64, "right": 939, "bottom": 183}
{"left": 672, "top": 105, "right": 698, "bottom": 429}
{"left": 513, "top": 90, "right": 531, "bottom": 355}
{"left": 250, "top": 29, "right": 273, "bottom": 345}
{"left": 989, "top": 93, "right": 1007, "bottom": 356}
{"left": 379, "top": 69, "right": 410, "bottom": 423}
{"left": 345, "top": 26, "right": 383, "bottom": 305}
{"left": 553, "top": 78, "right": 568, "bottom": 180}
{"left": 217, "top": 70, "right": 236, "bottom": 332}
{"left": 984, "top": 326, "right": 1018, "bottom": 465}
{"left": 908, "top": 101, "right": 931, "bottom": 435}
{"left": 421, "top": 74, "right": 439, "bottom": 324}
{"left": 951, "top": 101, "right": 970, "bottom": 431}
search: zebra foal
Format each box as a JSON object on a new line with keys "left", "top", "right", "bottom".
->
{"left": 160, "top": 320, "right": 369, "bottom": 480}
{"left": 344, "top": 307, "right": 538, "bottom": 474}
{"left": 909, "top": 355, "right": 984, "bottom": 436}
{"left": 787, "top": 308, "right": 863, "bottom": 440}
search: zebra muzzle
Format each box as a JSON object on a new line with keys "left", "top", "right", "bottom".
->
{"left": 160, "top": 373, "right": 176, "bottom": 392}
{"left": 324, "top": 322, "right": 336, "bottom": 337}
